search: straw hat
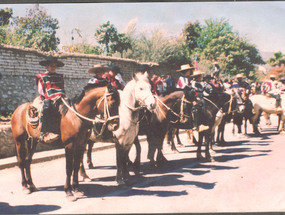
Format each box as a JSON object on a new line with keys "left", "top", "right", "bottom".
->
{"left": 236, "top": 74, "right": 244, "bottom": 79}
{"left": 270, "top": 74, "right": 276, "bottom": 79}
{"left": 191, "top": 70, "right": 205, "bottom": 77}
{"left": 176, "top": 64, "right": 194, "bottom": 72}
{"left": 212, "top": 61, "right": 219, "bottom": 65}
{"left": 39, "top": 56, "right": 64, "bottom": 67}
{"left": 88, "top": 64, "right": 110, "bottom": 74}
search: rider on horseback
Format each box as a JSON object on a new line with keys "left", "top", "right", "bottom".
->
{"left": 264, "top": 74, "right": 282, "bottom": 112}
{"left": 176, "top": 64, "right": 209, "bottom": 132}
{"left": 36, "top": 56, "right": 65, "bottom": 143}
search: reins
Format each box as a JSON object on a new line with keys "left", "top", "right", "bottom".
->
{"left": 61, "top": 88, "right": 119, "bottom": 124}
{"left": 202, "top": 94, "right": 234, "bottom": 115}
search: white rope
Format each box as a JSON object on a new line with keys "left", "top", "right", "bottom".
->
{"left": 61, "top": 97, "right": 119, "bottom": 123}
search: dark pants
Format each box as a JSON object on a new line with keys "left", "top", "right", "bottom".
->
{"left": 41, "top": 98, "right": 61, "bottom": 134}
{"left": 192, "top": 103, "right": 203, "bottom": 129}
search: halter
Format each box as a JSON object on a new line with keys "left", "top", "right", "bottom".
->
{"left": 203, "top": 94, "right": 234, "bottom": 115}
{"left": 154, "top": 95, "right": 192, "bottom": 124}
{"left": 124, "top": 89, "right": 154, "bottom": 112}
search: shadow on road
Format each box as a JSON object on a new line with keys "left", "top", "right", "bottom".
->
{"left": 0, "top": 202, "right": 61, "bottom": 214}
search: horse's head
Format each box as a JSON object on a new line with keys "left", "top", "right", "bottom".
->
{"left": 226, "top": 89, "right": 245, "bottom": 114}
{"left": 133, "top": 72, "right": 156, "bottom": 111}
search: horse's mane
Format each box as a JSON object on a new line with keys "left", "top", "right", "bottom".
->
{"left": 61, "top": 84, "right": 107, "bottom": 116}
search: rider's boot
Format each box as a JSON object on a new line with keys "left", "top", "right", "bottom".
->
{"left": 192, "top": 104, "right": 209, "bottom": 132}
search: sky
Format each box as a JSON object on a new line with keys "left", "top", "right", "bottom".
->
{"left": 2, "top": 2, "right": 285, "bottom": 54}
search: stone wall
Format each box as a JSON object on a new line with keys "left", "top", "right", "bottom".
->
{"left": 0, "top": 44, "right": 173, "bottom": 112}
{"left": 0, "top": 44, "right": 176, "bottom": 159}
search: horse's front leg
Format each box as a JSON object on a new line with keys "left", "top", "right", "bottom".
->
{"left": 196, "top": 132, "right": 204, "bottom": 161}
{"left": 115, "top": 142, "right": 127, "bottom": 186}
{"left": 205, "top": 132, "right": 214, "bottom": 162}
{"left": 72, "top": 143, "right": 85, "bottom": 198}
{"left": 147, "top": 136, "right": 156, "bottom": 168}
{"left": 86, "top": 139, "right": 95, "bottom": 169}
{"left": 133, "top": 136, "right": 141, "bottom": 176}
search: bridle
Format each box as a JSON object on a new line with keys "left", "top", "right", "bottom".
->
{"left": 154, "top": 94, "right": 192, "bottom": 124}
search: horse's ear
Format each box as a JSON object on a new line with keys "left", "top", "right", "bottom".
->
{"left": 133, "top": 73, "right": 138, "bottom": 81}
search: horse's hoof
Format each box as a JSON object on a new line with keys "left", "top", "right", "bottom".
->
{"left": 73, "top": 188, "right": 85, "bottom": 198}
{"left": 206, "top": 157, "right": 215, "bottom": 162}
{"left": 83, "top": 177, "right": 92, "bottom": 182}
{"left": 172, "top": 149, "right": 180, "bottom": 153}
{"left": 66, "top": 191, "right": 77, "bottom": 202}
{"left": 22, "top": 186, "right": 31, "bottom": 195}
{"left": 29, "top": 185, "right": 38, "bottom": 192}
{"left": 197, "top": 155, "right": 206, "bottom": 162}
{"left": 88, "top": 163, "right": 95, "bottom": 169}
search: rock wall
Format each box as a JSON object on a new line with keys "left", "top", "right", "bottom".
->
{"left": 0, "top": 44, "right": 172, "bottom": 112}
{"left": 0, "top": 44, "right": 175, "bottom": 158}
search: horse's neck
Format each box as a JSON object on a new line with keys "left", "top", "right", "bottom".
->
{"left": 119, "top": 82, "right": 140, "bottom": 124}
{"left": 155, "top": 93, "right": 181, "bottom": 121}
{"left": 75, "top": 87, "right": 106, "bottom": 117}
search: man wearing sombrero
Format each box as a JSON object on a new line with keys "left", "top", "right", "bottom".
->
{"left": 264, "top": 74, "right": 282, "bottom": 110}
{"left": 176, "top": 64, "right": 194, "bottom": 89}
{"left": 176, "top": 64, "right": 209, "bottom": 132}
{"left": 36, "top": 56, "right": 65, "bottom": 143}
{"left": 87, "top": 63, "right": 110, "bottom": 87}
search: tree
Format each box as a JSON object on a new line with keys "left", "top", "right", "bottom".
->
{"left": 95, "top": 21, "right": 118, "bottom": 56}
{"left": 11, "top": 5, "right": 60, "bottom": 51}
{"left": 125, "top": 29, "right": 187, "bottom": 68}
{"left": 182, "top": 21, "right": 201, "bottom": 58}
{"left": 185, "top": 18, "right": 264, "bottom": 79}
{"left": 267, "top": 52, "right": 285, "bottom": 67}
{"left": 110, "top": 33, "right": 132, "bottom": 57}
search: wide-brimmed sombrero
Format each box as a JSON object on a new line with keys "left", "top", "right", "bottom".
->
{"left": 177, "top": 64, "right": 194, "bottom": 72}
{"left": 88, "top": 64, "right": 110, "bottom": 74}
{"left": 39, "top": 56, "right": 64, "bottom": 67}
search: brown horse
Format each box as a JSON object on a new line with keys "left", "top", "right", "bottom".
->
{"left": 11, "top": 84, "right": 120, "bottom": 201}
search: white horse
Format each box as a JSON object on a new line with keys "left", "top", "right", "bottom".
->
{"left": 250, "top": 94, "right": 285, "bottom": 134}
{"left": 113, "top": 72, "right": 156, "bottom": 185}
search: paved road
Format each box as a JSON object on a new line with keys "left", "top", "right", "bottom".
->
{"left": 0, "top": 116, "right": 285, "bottom": 214}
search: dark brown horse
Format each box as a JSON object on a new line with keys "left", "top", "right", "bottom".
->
{"left": 130, "top": 88, "right": 195, "bottom": 172}
{"left": 11, "top": 84, "right": 120, "bottom": 201}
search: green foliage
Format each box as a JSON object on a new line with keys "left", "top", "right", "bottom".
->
{"left": 0, "top": 5, "right": 59, "bottom": 51}
{"left": 0, "top": 8, "right": 13, "bottom": 26}
{"left": 182, "top": 21, "right": 201, "bottom": 57}
{"left": 95, "top": 21, "right": 131, "bottom": 57}
{"left": 95, "top": 21, "right": 117, "bottom": 55}
{"left": 267, "top": 52, "right": 285, "bottom": 67}
{"left": 110, "top": 33, "right": 132, "bottom": 57}
{"left": 125, "top": 30, "right": 188, "bottom": 68}
{"left": 187, "top": 18, "right": 264, "bottom": 79}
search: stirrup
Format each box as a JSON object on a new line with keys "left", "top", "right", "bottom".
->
{"left": 39, "top": 132, "right": 60, "bottom": 144}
